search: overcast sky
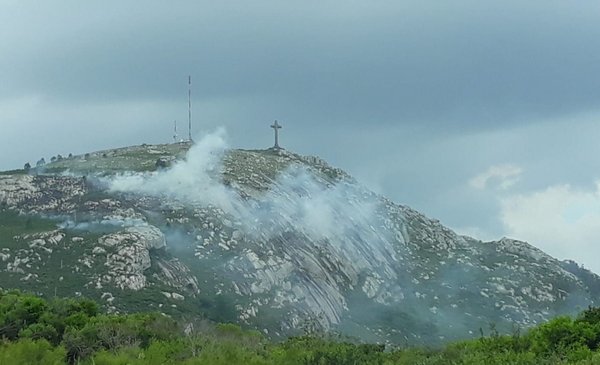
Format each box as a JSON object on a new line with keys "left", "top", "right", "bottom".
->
{"left": 2, "top": 1, "right": 600, "bottom": 272}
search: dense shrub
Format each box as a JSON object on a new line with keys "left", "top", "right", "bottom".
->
{"left": 0, "top": 339, "right": 65, "bottom": 365}
{"left": 4, "top": 290, "right": 600, "bottom": 364}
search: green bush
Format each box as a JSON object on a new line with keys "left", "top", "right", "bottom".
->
{"left": 3, "top": 290, "right": 600, "bottom": 364}
{"left": 63, "top": 312, "right": 179, "bottom": 363}
{"left": 0, "top": 339, "right": 65, "bottom": 365}
{"left": 528, "top": 316, "right": 596, "bottom": 356}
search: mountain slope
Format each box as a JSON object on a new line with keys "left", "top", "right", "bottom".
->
{"left": 1, "top": 139, "right": 599, "bottom": 345}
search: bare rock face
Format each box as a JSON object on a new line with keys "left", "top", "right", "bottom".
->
{"left": 154, "top": 258, "right": 200, "bottom": 295}
{"left": 0, "top": 175, "right": 86, "bottom": 213}
{"left": 98, "top": 226, "right": 166, "bottom": 290}
{"left": 0, "top": 175, "right": 40, "bottom": 207}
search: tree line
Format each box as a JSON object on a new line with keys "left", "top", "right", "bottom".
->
{"left": 3, "top": 290, "right": 600, "bottom": 364}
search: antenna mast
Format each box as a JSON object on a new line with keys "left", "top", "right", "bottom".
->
{"left": 173, "top": 120, "right": 178, "bottom": 143}
{"left": 188, "top": 75, "right": 192, "bottom": 142}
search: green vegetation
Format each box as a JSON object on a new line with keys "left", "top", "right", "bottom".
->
{"left": 0, "top": 209, "right": 57, "bottom": 243}
{"left": 0, "top": 169, "right": 27, "bottom": 176}
{"left": 3, "top": 291, "right": 600, "bottom": 364}
{"left": 38, "top": 143, "right": 191, "bottom": 175}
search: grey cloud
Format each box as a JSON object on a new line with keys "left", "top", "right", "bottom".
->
{"left": 2, "top": 1, "right": 600, "bottom": 130}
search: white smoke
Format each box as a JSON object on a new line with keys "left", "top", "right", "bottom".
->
{"left": 260, "top": 168, "right": 379, "bottom": 243}
{"left": 108, "top": 127, "right": 383, "bottom": 248}
{"left": 59, "top": 217, "right": 147, "bottom": 231}
{"left": 110, "top": 128, "right": 238, "bottom": 212}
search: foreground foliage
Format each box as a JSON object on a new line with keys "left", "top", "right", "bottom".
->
{"left": 3, "top": 291, "right": 600, "bottom": 364}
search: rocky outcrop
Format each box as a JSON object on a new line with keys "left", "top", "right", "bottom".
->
{"left": 98, "top": 226, "right": 166, "bottom": 290}
{"left": 0, "top": 175, "right": 40, "bottom": 207}
{"left": 0, "top": 175, "right": 86, "bottom": 213}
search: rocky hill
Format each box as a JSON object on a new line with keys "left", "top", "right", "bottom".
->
{"left": 1, "top": 136, "right": 599, "bottom": 346}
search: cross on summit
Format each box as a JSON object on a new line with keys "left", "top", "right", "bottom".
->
{"left": 270, "top": 120, "right": 282, "bottom": 149}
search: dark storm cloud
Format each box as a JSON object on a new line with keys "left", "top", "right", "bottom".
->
{"left": 2, "top": 1, "right": 600, "bottom": 130}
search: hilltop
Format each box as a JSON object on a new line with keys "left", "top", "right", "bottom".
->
{"left": 0, "top": 138, "right": 599, "bottom": 346}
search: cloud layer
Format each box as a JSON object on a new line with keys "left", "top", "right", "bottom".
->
{"left": 469, "top": 164, "right": 522, "bottom": 190}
